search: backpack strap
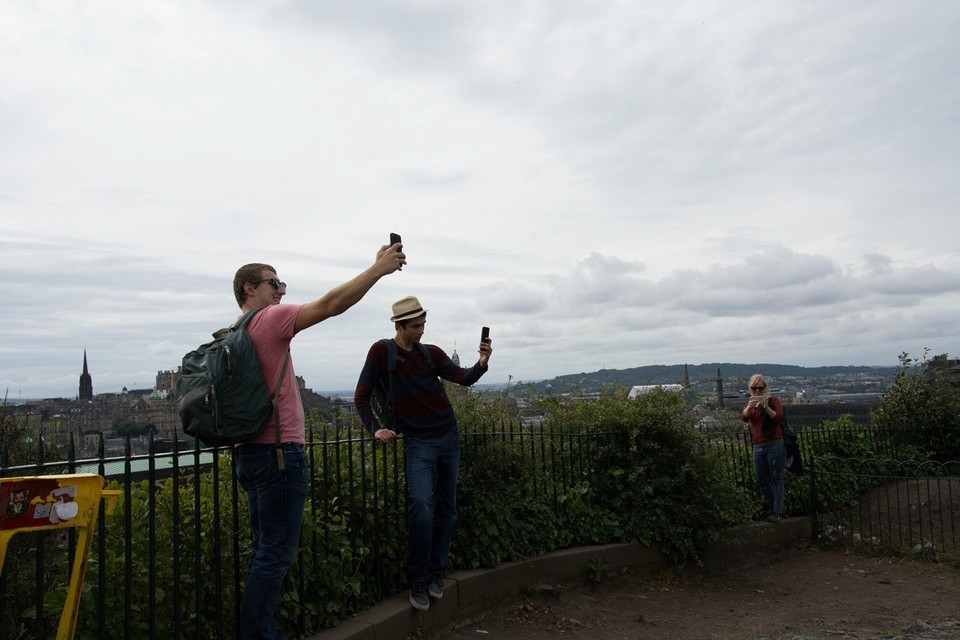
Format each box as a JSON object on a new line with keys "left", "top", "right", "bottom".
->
{"left": 416, "top": 342, "right": 436, "bottom": 374}
{"left": 272, "top": 349, "right": 291, "bottom": 470}
{"left": 212, "top": 308, "right": 260, "bottom": 340}
{"left": 418, "top": 343, "right": 449, "bottom": 397}
{"left": 382, "top": 338, "right": 399, "bottom": 374}
{"left": 377, "top": 338, "right": 398, "bottom": 430}
{"left": 233, "top": 308, "right": 261, "bottom": 331}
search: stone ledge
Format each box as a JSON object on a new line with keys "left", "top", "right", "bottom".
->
{"left": 307, "top": 516, "right": 811, "bottom": 640}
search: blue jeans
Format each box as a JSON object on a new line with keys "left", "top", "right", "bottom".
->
{"left": 404, "top": 429, "right": 460, "bottom": 585}
{"left": 235, "top": 443, "right": 309, "bottom": 640}
{"left": 753, "top": 441, "right": 785, "bottom": 517}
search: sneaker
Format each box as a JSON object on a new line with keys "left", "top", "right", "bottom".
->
{"left": 427, "top": 575, "right": 444, "bottom": 600}
{"left": 766, "top": 514, "right": 781, "bottom": 523}
{"left": 409, "top": 581, "right": 430, "bottom": 611}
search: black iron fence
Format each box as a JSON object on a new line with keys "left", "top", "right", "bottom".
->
{"left": 0, "top": 421, "right": 607, "bottom": 640}
{"left": 811, "top": 456, "right": 960, "bottom": 553}
{"left": 1, "top": 421, "right": 958, "bottom": 639}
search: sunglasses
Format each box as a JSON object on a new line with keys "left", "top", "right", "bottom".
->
{"left": 750, "top": 386, "right": 765, "bottom": 391}
{"left": 252, "top": 278, "right": 286, "bottom": 289}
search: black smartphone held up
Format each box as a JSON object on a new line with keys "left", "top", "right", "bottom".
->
{"left": 389, "top": 232, "right": 402, "bottom": 250}
{"left": 481, "top": 326, "right": 490, "bottom": 343}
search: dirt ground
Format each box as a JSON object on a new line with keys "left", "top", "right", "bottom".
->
{"left": 436, "top": 545, "right": 960, "bottom": 640}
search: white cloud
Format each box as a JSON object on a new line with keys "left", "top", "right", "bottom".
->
{"left": 1, "top": 1, "right": 958, "bottom": 398}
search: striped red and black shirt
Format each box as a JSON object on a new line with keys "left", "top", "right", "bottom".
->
{"left": 354, "top": 339, "right": 487, "bottom": 438}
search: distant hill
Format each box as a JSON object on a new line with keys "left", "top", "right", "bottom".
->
{"left": 521, "top": 363, "right": 897, "bottom": 394}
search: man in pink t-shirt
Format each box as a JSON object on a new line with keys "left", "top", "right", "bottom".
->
{"left": 232, "top": 242, "right": 405, "bottom": 640}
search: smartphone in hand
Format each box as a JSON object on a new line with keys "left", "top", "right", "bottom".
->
{"left": 481, "top": 326, "right": 490, "bottom": 343}
{"left": 389, "top": 233, "right": 403, "bottom": 270}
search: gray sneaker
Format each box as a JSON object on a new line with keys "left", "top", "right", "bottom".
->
{"left": 409, "top": 581, "right": 430, "bottom": 610}
{"left": 427, "top": 575, "right": 444, "bottom": 600}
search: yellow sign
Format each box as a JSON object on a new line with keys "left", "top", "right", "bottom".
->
{"left": 0, "top": 474, "right": 120, "bottom": 640}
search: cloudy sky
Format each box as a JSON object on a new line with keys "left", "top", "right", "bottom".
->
{"left": 2, "top": 2, "right": 958, "bottom": 400}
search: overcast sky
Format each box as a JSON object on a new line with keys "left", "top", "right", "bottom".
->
{"left": 2, "top": 1, "right": 959, "bottom": 400}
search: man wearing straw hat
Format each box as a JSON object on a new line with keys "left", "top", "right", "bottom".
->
{"left": 354, "top": 295, "right": 492, "bottom": 611}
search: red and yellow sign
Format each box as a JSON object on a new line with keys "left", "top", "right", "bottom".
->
{"left": 0, "top": 475, "right": 120, "bottom": 640}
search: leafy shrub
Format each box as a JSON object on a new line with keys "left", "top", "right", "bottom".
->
{"left": 454, "top": 432, "right": 558, "bottom": 568}
{"left": 554, "top": 481, "right": 623, "bottom": 546}
{"left": 542, "top": 387, "right": 752, "bottom": 564}
{"left": 871, "top": 351, "right": 960, "bottom": 462}
{"left": 303, "top": 429, "right": 407, "bottom": 624}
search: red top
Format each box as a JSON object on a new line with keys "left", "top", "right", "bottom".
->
{"left": 741, "top": 395, "right": 784, "bottom": 444}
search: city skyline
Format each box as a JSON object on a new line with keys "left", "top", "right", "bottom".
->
{"left": 3, "top": 349, "right": 904, "bottom": 403}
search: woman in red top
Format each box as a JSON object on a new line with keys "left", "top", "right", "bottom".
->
{"left": 741, "top": 373, "right": 785, "bottom": 523}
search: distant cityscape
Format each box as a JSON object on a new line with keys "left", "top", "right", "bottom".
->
{"left": 2, "top": 350, "right": 344, "bottom": 458}
{"left": 5, "top": 350, "right": 956, "bottom": 460}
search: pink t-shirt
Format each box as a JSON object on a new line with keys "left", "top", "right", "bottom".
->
{"left": 241, "top": 303, "right": 306, "bottom": 445}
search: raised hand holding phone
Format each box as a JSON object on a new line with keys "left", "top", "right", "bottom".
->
{"left": 477, "top": 326, "right": 492, "bottom": 367}
{"left": 389, "top": 233, "right": 403, "bottom": 270}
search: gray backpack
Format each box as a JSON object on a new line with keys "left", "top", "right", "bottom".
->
{"left": 177, "top": 309, "right": 288, "bottom": 447}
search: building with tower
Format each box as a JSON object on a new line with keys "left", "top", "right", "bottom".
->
{"left": 79, "top": 351, "right": 93, "bottom": 401}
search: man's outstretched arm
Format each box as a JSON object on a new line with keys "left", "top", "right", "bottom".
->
{"left": 294, "top": 244, "right": 405, "bottom": 333}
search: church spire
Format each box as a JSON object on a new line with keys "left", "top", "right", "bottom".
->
{"left": 715, "top": 367, "right": 724, "bottom": 408}
{"left": 79, "top": 350, "right": 93, "bottom": 401}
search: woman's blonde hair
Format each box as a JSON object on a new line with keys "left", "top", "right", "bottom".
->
{"left": 748, "top": 374, "right": 768, "bottom": 393}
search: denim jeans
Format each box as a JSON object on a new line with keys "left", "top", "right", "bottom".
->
{"left": 235, "top": 443, "right": 309, "bottom": 640}
{"left": 753, "top": 441, "right": 785, "bottom": 517}
{"left": 404, "top": 429, "right": 460, "bottom": 585}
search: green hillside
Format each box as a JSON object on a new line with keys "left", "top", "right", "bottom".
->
{"left": 521, "top": 363, "right": 896, "bottom": 395}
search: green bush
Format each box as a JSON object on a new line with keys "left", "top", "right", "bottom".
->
{"left": 871, "top": 351, "right": 960, "bottom": 462}
{"left": 454, "top": 434, "right": 558, "bottom": 568}
{"left": 452, "top": 386, "right": 754, "bottom": 567}
{"left": 302, "top": 432, "right": 407, "bottom": 625}
{"left": 542, "top": 387, "right": 752, "bottom": 564}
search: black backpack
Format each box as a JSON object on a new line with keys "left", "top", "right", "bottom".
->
{"left": 369, "top": 338, "right": 436, "bottom": 432}
{"left": 782, "top": 413, "right": 804, "bottom": 475}
{"left": 177, "top": 309, "right": 289, "bottom": 447}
